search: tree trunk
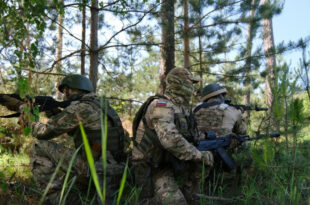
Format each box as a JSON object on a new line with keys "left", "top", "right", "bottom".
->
{"left": 243, "top": 0, "right": 257, "bottom": 119}
{"left": 261, "top": 0, "right": 276, "bottom": 113}
{"left": 261, "top": 0, "right": 276, "bottom": 130}
{"left": 81, "top": 2, "right": 86, "bottom": 75}
{"left": 56, "top": 2, "right": 64, "bottom": 100}
{"left": 183, "top": 0, "right": 190, "bottom": 69}
{"left": 89, "top": 0, "right": 99, "bottom": 91}
{"left": 198, "top": 35, "right": 203, "bottom": 90}
{"left": 159, "top": 0, "right": 175, "bottom": 94}
{"left": 301, "top": 46, "right": 310, "bottom": 104}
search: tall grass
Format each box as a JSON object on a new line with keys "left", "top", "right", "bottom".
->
{"left": 100, "top": 96, "right": 108, "bottom": 203}
{"left": 78, "top": 96, "right": 128, "bottom": 204}
{"left": 59, "top": 145, "right": 82, "bottom": 205}
{"left": 39, "top": 155, "right": 65, "bottom": 205}
{"left": 36, "top": 96, "right": 130, "bottom": 205}
{"left": 79, "top": 121, "right": 104, "bottom": 201}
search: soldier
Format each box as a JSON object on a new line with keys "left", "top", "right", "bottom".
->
{"left": 194, "top": 83, "right": 246, "bottom": 137}
{"left": 25, "top": 74, "right": 125, "bottom": 205}
{"left": 132, "top": 67, "right": 214, "bottom": 205}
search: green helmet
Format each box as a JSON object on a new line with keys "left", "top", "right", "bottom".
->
{"left": 58, "top": 74, "right": 94, "bottom": 93}
{"left": 200, "top": 83, "right": 227, "bottom": 102}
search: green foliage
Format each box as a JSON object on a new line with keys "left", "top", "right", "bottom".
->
{"left": 39, "top": 155, "right": 65, "bottom": 205}
{"left": 0, "top": 0, "right": 309, "bottom": 204}
{"left": 116, "top": 159, "right": 129, "bottom": 205}
{"left": 0, "top": 172, "right": 8, "bottom": 192}
{"left": 289, "top": 98, "right": 304, "bottom": 127}
{"left": 248, "top": 140, "right": 277, "bottom": 172}
{"left": 79, "top": 121, "right": 103, "bottom": 202}
{"left": 59, "top": 145, "right": 82, "bottom": 205}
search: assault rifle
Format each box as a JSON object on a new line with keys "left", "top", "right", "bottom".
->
{"left": 0, "top": 94, "right": 72, "bottom": 118}
{"left": 224, "top": 98, "right": 268, "bottom": 111}
{"left": 197, "top": 131, "right": 280, "bottom": 171}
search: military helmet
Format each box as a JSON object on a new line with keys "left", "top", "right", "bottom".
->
{"left": 200, "top": 83, "right": 227, "bottom": 102}
{"left": 166, "top": 67, "right": 201, "bottom": 84}
{"left": 58, "top": 74, "right": 94, "bottom": 93}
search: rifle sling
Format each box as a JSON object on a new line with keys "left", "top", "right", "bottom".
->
{"left": 193, "top": 101, "right": 222, "bottom": 113}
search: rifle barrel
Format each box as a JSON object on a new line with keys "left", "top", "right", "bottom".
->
{"left": 243, "top": 132, "right": 280, "bottom": 141}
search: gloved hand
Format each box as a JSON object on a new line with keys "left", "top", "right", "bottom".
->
{"left": 201, "top": 151, "right": 214, "bottom": 167}
{"left": 228, "top": 133, "right": 239, "bottom": 150}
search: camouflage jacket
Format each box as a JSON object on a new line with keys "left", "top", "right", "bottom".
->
{"left": 32, "top": 93, "right": 111, "bottom": 144}
{"left": 132, "top": 96, "right": 204, "bottom": 166}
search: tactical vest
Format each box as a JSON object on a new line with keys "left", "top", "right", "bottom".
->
{"left": 132, "top": 95, "right": 199, "bottom": 166}
{"left": 73, "top": 98, "right": 126, "bottom": 162}
{"left": 194, "top": 101, "right": 232, "bottom": 137}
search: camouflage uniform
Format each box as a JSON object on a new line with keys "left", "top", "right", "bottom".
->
{"left": 194, "top": 97, "right": 246, "bottom": 137}
{"left": 132, "top": 67, "right": 213, "bottom": 205}
{"left": 194, "top": 84, "right": 247, "bottom": 185}
{"left": 30, "top": 76, "right": 124, "bottom": 205}
{"left": 194, "top": 84, "right": 246, "bottom": 137}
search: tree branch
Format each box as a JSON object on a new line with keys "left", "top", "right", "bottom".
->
{"left": 97, "top": 4, "right": 158, "bottom": 52}
{"left": 19, "top": 68, "right": 67, "bottom": 76}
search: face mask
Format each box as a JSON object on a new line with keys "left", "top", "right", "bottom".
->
{"left": 166, "top": 75, "right": 194, "bottom": 102}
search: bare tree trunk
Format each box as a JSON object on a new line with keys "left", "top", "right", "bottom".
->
{"left": 159, "top": 0, "right": 175, "bottom": 94}
{"left": 198, "top": 1, "right": 203, "bottom": 90}
{"left": 198, "top": 35, "right": 203, "bottom": 90}
{"left": 183, "top": 0, "right": 190, "bottom": 69}
{"left": 89, "top": 0, "right": 99, "bottom": 91}
{"left": 261, "top": 0, "right": 276, "bottom": 127}
{"left": 243, "top": 0, "right": 257, "bottom": 119}
{"left": 56, "top": 1, "right": 64, "bottom": 100}
{"left": 301, "top": 46, "right": 310, "bottom": 103}
{"left": 81, "top": 2, "right": 86, "bottom": 75}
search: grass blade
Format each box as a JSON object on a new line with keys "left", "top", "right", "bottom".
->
{"left": 39, "top": 155, "right": 65, "bottom": 205}
{"left": 59, "top": 145, "right": 82, "bottom": 205}
{"left": 116, "top": 159, "right": 129, "bottom": 205}
{"left": 61, "top": 176, "right": 77, "bottom": 205}
{"left": 79, "top": 121, "right": 103, "bottom": 201}
{"left": 100, "top": 96, "right": 108, "bottom": 203}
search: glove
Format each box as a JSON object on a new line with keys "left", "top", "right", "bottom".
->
{"left": 201, "top": 151, "right": 214, "bottom": 167}
{"left": 228, "top": 133, "right": 239, "bottom": 150}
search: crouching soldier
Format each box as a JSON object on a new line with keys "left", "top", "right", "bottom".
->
{"left": 25, "top": 74, "right": 126, "bottom": 205}
{"left": 132, "top": 67, "right": 214, "bottom": 205}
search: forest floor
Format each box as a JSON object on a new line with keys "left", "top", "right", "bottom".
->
{"left": 0, "top": 153, "right": 40, "bottom": 205}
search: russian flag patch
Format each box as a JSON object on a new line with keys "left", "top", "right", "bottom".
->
{"left": 156, "top": 101, "right": 167, "bottom": 107}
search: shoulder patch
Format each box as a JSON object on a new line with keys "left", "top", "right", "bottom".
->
{"left": 156, "top": 101, "right": 167, "bottom": 107}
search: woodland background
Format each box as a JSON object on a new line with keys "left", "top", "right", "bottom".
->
{"left": 0, "top": 0, "right": 310, "bottom": 204}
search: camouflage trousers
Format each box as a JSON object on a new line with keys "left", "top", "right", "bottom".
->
{"left": 30, "top": 140, "right": 125, "bottom": 205}
{"left": 135, "top": 161, "right": 210, "bottom": 205}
